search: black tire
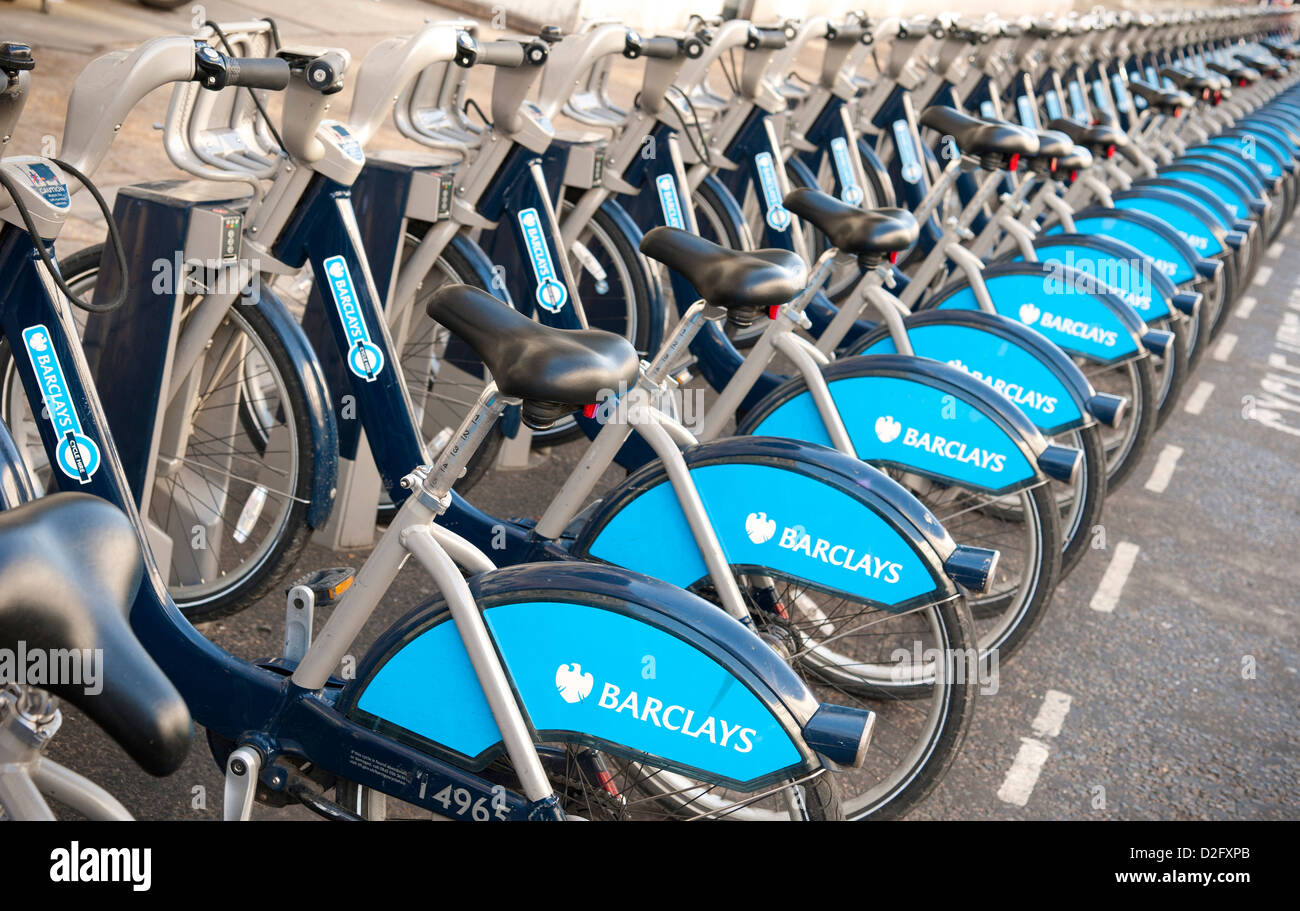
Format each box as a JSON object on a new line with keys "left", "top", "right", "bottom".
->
{"left": 0, "top": 245, "right": 315, "bottom": 622}
{"left": 1090, "top": 354, "right": 1158, "bottom": 493}
{"left": 833, "top": 597, "right": 979, "bottom": 820}
{"left": 960, "top": 480, "right": 1062, "bottom": 664}
{"left": 1055, "top": 423, "right": 1108, "bottom": 580}
{"left": 1152, "top": 315, "right": 1190, "bottom": 430}
{"left": 139, "top": 0, "right": 189, "bottom": 8}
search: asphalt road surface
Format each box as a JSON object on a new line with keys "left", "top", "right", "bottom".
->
{"left": 3, "top": 0, "right": 1298, "bottom": 821}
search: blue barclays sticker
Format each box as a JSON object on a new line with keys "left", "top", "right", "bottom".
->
{"left": 517, "top": 207, "right": 569, "bottom": 312}
{"left": 830, "top": 137, "right": 864, "bottom": 205}
{"left": 1110, "top": 196, "right": 1221, "bottom": 258}
{"left": 1016, "top": 95, "right": 1036, "bottom": 128}
{"left": 1068, "top": 81, "right": 1087, "bottom": 119}
{"left": 859, "top": 324, "right": 1084, "bottom": 432}
{"left": 21, "top": 325, "right": 100, "bottom": 483}
{"left": 1051, "top": 216, "right": 1193, "bottom": 284}
{"left": 1091, "top": 79, "right": 1111, "bottom": 114}
{"left": 586, "top": 463, "right": 940, "bottom": 607}
{"left": 936, "top": 273, "right": 1138, "bottom": 361}
{"left": 892, "top": 119, "right": 923, "bottom": 185}
{"left": 22, "top": 162, "right": 70, "bottom": 209}
{"left": 1029, "top": 243, "right": 1172, "bottom": 322}
{"left": 655, "top": 174, "right": 685, "bottom": 229}
{"left": 754, "top": 152, "right": 791, "bottom": 232}
{"left": 980, "top": 100, "right": 996, "bottom": 119}
{"left": 323, "top": 255, "right": 385, "bottom": 382}
{"left": 1044, "top": 90, "right": 1063, "bottom": 120}
{"left": 323, "top": 120, "right": 365, "bottom": 163}
{"left": 1111, "top": 75, "right": 1132, "bottom": 112}
{"left": 487, "top": 602, "right": 802, "bottom": 783}
{"left": 752, "top": 375, "right": 1036, "bottom": 494}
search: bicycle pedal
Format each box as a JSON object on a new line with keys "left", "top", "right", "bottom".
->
{"left": 287, "top": 567, "right": 356, "bottom": 607}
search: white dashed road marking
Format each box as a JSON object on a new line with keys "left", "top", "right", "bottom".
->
{"left": 1184, "top": 381, "right": 1215, "bottom": 415}
{"left": 1254, "top": 266, "right": 1273, "bottom": 287}
{"left": 997, "top": 739, "right": 1051, "bottom": 807}
{"left": 1090, "top": 541, "right": 1141, "bottom": 613}
{"left": 1031, "top": 690, "right": 1074, "bottom": 738}
{"left": 1268, "top": 242, "right": 1283, "bottom": 259}
{"left": 1143, "top": 445, "right": 1184, "bottom": 494}
{"left": 997, "top": 690, "right": 1073, "bottom": 807}
{"left": 1237, "top": 295, "right": 1257, "bottom": 319}
{"left": 1212, "top": 333, "right": 1238, "bottom": 362}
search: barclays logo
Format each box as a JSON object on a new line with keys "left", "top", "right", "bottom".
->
{"left": 872, "top": 411, "right": 1007, "bottom": 472}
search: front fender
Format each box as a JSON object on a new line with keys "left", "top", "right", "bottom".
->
{"left": 250, "top": 279, "right": 339, "bottom": 529}
{"left": 339, "top": 562, "right": 828, "bottom": 790}
{"left": 572, "top": 436, "right": 964, "bottom": 613}
{"left": 739, "top": 355, "right": 1059, "bottom": 496}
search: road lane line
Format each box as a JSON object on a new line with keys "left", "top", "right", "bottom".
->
{"left": 997, "top": 738, "right": 1051, "bottom": 806}
{"left": 1031, "top": 690, "right": 1074, "bottom": 738}
{"left": 1237, "top": 296, "right": 1257, "bottom": 319}
{"left": 1184, "top": 381, "right": 1214, "bottom": 415}
{"left": 1143, "top": 445, "right": 1184, "bottom": 494}
{"left": 1090, "top": 541, "right": 1140, "bottom": 613}
{"left": 1212, "top": 333, "right": 1238, "bottom": 362}
{"left": 1254, "top": 266, "right": 1274, "bottom": 287}
{"left": 1268, "top": 242, "right": 1283, "bottom": 259}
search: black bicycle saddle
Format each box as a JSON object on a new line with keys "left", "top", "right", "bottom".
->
{"left": 1126, "top": 79, "right": 1195, "bottom": 114}
{"left": 783, "top": 188, "right": 918, "bottom": 264}
{"left": 426, "top": 284, "right": 640, "bottom": 427}
{"left": 918, "top": 105, "right": 1039, "bottom": 168}
{"left": 1052, "top": 146, "right": 1095, "bottom": 181}
{"left": 0, "top": 493, "right": 191, "bottom": 777}
{"left": 640, "top": 226, "right": 807, "bottom": 321}
{"left": 1046, "top": 118, "right": 1128, "bottom": 156}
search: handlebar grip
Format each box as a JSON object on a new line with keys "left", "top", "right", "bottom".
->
{"left": 746, "top": 27, "right": 788, "bottom": 50}
{"left": 826, "top": 22, "right": 869, "bottom": 45}
{"left": 226, "top": 56, "right": 291, "bottom": 91}
{"left": 640, "top": 36, "right": 685, "bottom": 59}
{"left": 473, "top": 39, "right": 547, "bottom": 68}
{"left": 476, "top": 40, "right": 523, "bottom": 67}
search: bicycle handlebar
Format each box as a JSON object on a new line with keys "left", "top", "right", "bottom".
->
{"left": 747, "top": 26, "right": 788, "bottom": 50}
{"left": 194, "top": 44, "right": 290, "bottom": 90}
{"left": 639, "top": 35, "right": 693, "bottom": 59}
{"left": 468, "top": 39, "right": 547, "bottom": 68}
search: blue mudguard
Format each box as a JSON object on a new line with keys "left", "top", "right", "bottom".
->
{"left": 925, "top": 261, "right": 1155, "bottom": 364}
{"left": 572, "top": 436, "right": 963, "bottom": 613}
{"left": 847, "top": 310, "right": 1115, "bottom": 436}
{"left": 737, "top": 356, "right": 1056, "bottom": 497}
{"left": 1014, "top": 234, "right": 1198, "bottom": 326}
{"left": 340, "top": 562, "right": 829, "bottom": 790}
{"left": 1046, "top": 206, "right": 1220, "bottom": 288}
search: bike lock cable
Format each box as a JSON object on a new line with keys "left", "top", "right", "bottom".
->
{"left": 0, "top": 158, "right": 129, "bottom": 314}
{"left": 203, "top": 19, "right": 290, "bottom": 159}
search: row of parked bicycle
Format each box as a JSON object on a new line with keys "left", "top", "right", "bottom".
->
{"left": 0, "top": 3, "right": 1293, "bottom": 820}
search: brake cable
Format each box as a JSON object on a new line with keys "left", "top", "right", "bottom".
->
{"left": 203, "top": 19, "right": 289, "bottom": 158}
{"left": 0, "top": 158, "right": 129, "bottom": 313}
{"left": 664, "top": 84, "right": 714, "bottom": 167}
